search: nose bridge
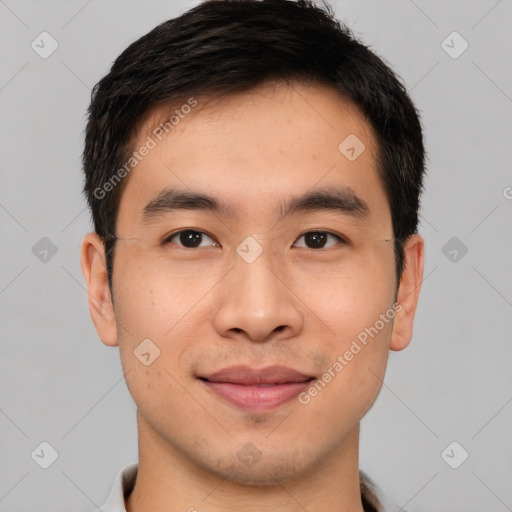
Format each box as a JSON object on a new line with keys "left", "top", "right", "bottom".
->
{"left": 235, "top": 241, "right": 283, "bottom": 305}
{"left": 212, "top": 236, "right": 303, "bottom": 342}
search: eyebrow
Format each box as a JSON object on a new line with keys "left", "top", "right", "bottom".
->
{"left": 141, "top": 185, "right": 370, "bottom": 226}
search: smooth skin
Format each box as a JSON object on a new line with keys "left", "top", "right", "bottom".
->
{"left": 81, "top": 81, "right": 424, "bottom": 512}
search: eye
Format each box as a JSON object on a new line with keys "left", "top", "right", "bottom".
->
{"left": 293, "top": 231, "right": 346, "bottom": 249}
{"left": 163, "top": 229, "right": 219, "bottom": 249}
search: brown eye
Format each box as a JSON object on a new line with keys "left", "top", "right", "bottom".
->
{"left": 164, "top": 230, "right": 218, "bottom": 248}
{"left": 293, "top": 231, "right": 345, "bottom": 249}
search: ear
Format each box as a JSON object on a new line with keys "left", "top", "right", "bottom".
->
{"left": 80, "top": 232, "right": 119, "bottom": 347}
{"left": 390, "top": 233, "right": 425, "bottom": 351}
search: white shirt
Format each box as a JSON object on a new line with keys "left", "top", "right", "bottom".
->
{"left": 95, "top": 462, "right": 405, "bottom": 512}
{"left": 97, "top": 462, "right": 137, "bottom": 512}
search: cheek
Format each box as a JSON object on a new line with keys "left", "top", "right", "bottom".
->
{"left": 113, "top": 248, "right": 212, "bottom": 338}
{"left": 300, "top": 299, "right": 393, "bottom": 432}
{"left": 113, "top": 252, "right": 222, "bottom": 400}
{"left": 297, "top": 249, "right": 395, "bottom": 401}
{"left": 296, "top": 250, "right": 395, "bottom": 335}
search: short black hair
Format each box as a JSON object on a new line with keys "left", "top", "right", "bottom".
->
{"left": 83, "top": 0, "right": 425, "bottom": 294}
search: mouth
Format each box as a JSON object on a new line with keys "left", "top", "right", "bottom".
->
{"left": 197, "top": 365, "right": 315, "bottom": 412}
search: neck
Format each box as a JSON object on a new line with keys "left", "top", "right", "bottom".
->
{"left": 126, "top": 411, "right": 366, "bottom": 512}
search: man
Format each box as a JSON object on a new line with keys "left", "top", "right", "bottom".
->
{"left": 80, "top": 1, "right": 425, "bottom": 510}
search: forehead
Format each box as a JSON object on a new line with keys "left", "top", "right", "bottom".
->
{"left": 116, "top": 81, "right": 389, "bottom": 232}
{"left": 141, "top": 81, "right": 375, "bottom": 156}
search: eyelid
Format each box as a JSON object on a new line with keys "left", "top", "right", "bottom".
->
{"left": 162, "top": 228, "right": 349, "bottom": 249}
{"left": 162, "top": 228, "right": 219, "bottom": 247}
{"left": 293, "top": 230, "right": 348, "bottom": 248}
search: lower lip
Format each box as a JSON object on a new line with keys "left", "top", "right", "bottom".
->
{"left": 202, "top": 380, "right": 313, "bottom": 412}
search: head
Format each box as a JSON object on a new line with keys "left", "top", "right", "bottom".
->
{"left": 81, "top": 0, "right": 425, "bottom": 487}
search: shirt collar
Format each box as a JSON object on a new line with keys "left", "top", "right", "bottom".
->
{"left": 100, "top": 462, "right": 137, "bottom": 512}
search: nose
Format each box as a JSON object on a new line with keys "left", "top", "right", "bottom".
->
{"left": 212, "top": 245, "right": 304, "bottom": 344}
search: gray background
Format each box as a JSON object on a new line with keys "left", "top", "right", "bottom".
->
{"left": 1, "top": 0, "right": 511, "bottom": 511}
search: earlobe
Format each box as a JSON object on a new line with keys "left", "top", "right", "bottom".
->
{"left": 80, "top": 232, "right": 119, "bottom": 347}
{"left": 389, "top": 234, "right": 425, "bottom": 352}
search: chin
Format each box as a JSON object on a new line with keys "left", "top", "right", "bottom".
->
{"left": 206, "top": 448, "right": 313, "bottom": 487}
{"left": 221, "top": 467, "right": 300, "bottom": 487}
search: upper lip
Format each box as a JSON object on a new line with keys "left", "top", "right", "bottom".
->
{"left": 199, "top": 365, "right": 314, "bottom": 385}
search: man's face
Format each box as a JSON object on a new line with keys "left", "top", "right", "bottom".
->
{"left": 86, "top": 82, "right": 419, "bottom": 485}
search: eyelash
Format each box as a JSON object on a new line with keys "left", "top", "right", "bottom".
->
{"left": 161, "top": 229, "right": 348, "bottom": 250}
